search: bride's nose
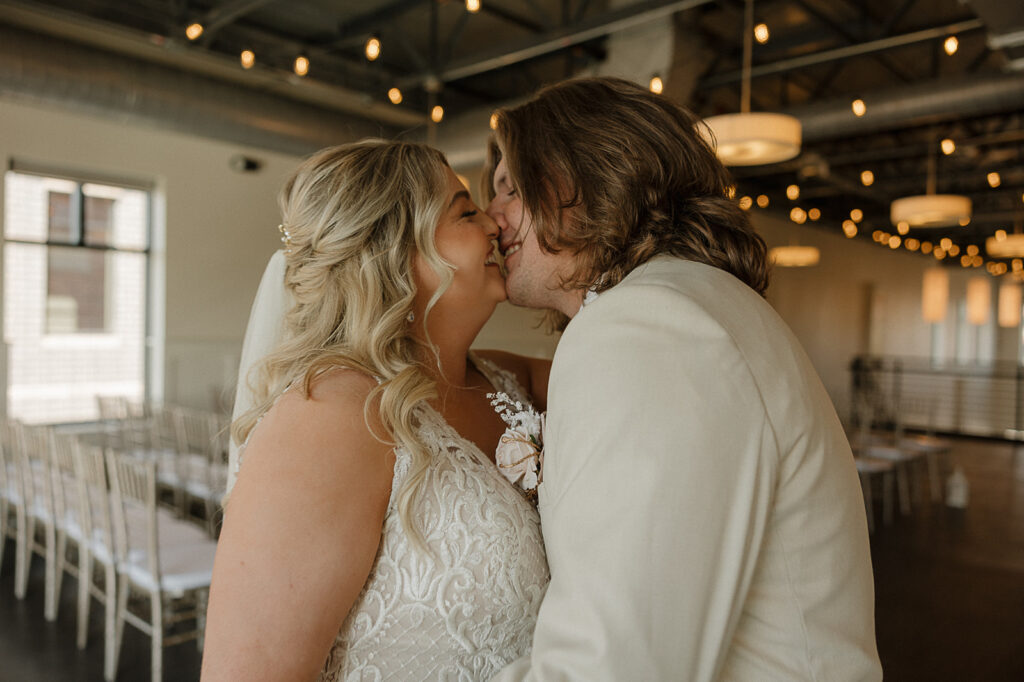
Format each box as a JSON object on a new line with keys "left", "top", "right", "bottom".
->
{"left": 480, "top": 211, "right": 499, "bottom": 239}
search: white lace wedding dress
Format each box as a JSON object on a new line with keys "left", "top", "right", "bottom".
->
{"left": 233, "top": 353, "right": 549, "bottom": 681}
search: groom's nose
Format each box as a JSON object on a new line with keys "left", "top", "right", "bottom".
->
{"left": 485, "top": 197, "right": 513, "bottom": 243}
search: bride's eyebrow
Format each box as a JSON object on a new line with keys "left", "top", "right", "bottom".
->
{"left": 448, "top": 190, "right": 470, "bottom": 210}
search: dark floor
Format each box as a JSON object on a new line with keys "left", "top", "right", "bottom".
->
{"left": 2, "top": 435, "right": 1024, "bottom": 681}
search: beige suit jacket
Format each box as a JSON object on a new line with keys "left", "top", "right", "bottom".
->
{"left": 495, "top": 257, "right": 881, "bottom": 681}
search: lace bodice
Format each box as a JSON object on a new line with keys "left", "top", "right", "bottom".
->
{"left": 234, "top": 354, "right": 549, "bottom": 681}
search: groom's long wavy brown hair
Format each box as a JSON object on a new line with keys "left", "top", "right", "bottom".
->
{"left": 485, "top": 76, "right": 770, "bottom": 322}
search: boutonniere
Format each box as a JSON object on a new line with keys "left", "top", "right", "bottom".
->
{"left": 488, "top": 392, "right": 544, "bottom": 501}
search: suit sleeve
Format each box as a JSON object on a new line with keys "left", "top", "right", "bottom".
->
{"left": 493, "top": 284, "right": 779, "bottom": 681}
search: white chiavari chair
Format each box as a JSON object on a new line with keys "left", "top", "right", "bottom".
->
{"left": 0, "top": 419, "right": 23, "bottom": 576}
{"left": 11, "top": 422, "right": 61, "bottom": 620}
{"left": 105, "top": 450, "right": 217, "bottom": 682}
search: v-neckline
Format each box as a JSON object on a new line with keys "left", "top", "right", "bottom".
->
{"left": 421, "top": 352, "right": 503, "bottom": 469}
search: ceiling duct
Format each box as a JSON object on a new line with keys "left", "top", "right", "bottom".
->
{"left": 0, "top": 23, "right": 399, "bottom": 156}
{"left": 966, "top": 0, "right": 1024, "bottom": 71}
{"left": 788, "top": 72, "right": 1024, "bottom": 144}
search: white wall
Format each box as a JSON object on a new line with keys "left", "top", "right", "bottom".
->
{"left": 0, "top": 98, "right": 299, "bottom": 412}
{"left": 756, "top": 211, "right": 1014, "bottom": 423}
{"left": 0, "top": 99, "right": 559, "bottom": 416}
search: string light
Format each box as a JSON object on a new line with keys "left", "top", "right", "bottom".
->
{"left": 431, "top": 105, "right": 444, "bottom": 123}
{"left": 185, "top": 23, "right": 203, "bottom": 41}
{"left": 995, "top": 229, "right": 1008, "bottom": 241}
{"left": 365, "top": 37, "right": 381, "bottom": 61}
{"left": 756, "top": 194, "right": 769, "bottom": 208}
{"left": 293, "top": 55, "right": 309, "bottom": 76}
{"left": 808, "top": 208, "right": 821, "bottom": 221}
{"left": 934, "top": 247, "right": 946, "bottom": 260}
{"left": 489, "top": 112, "right": 499, "bottom": 130}
{"left": 988, "top": 172, "right": 1001, "bottom": 188}
{"left": 860, "top": 170, "right": 874, "bottom": 186}
{"left": 941, "top": 138, "right": 956, "bottom": 155}
{"left": 906, "top": 238, "right": 920, "bottom": 251}
{"left": 897, "top": 221, "right": 910, "bottom": 235}
{"left": 940, "top": 238, "right": 953, "bottom": 251}
{"left": 240, "top": 50, "right": 255, "bottom": 69}
{"left": 387, "top": 87, "right": 402, "bottom": 104}
{"left": 944, "top": 35, "right": 959, "bottom": 56}
{"left": 786, "top": 184, "right": 800, "bottom": 200}
{"left": 466, "top": 0, "right": 481, "bottom": 12}
{"left": 851, "top": 99, "right": 866, "bottom": 117}
{"left": 921, "top": 241, "right": 933, "bottom": 254}
{"left": 843, "top": 220, "right": 858, "bottom": 238}
{"left": 948, "top": 244, "right": 961, "bottom": 257}
{"left": 649, "top": 76, "right": 664, "bottom": 94}
{"left": 889, "top": 236, "right": 902, "bottom": 249}
{"left": 739, "top": 196, "right": 753, "bottom": 210}
{"left": 790, "top": 207, "right": 807, "bottom": 224}
{"left": 754, "top": 23, "right": 769, "bottom": 44}
{"left": 850, "top": 208, "right": 863, "bottom": 223}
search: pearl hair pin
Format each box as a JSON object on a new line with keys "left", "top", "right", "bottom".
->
{"left": 277, "top": 223, "right": 293, "bottom": 253}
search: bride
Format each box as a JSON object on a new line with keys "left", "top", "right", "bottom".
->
{"left": 201, "top": 140, "right": 551, "bottom": 680}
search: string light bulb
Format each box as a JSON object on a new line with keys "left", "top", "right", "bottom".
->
{"left": 466, "top": 0, "right": 481, "bottom": 12}
{"left": 185, "top": 23, "right": 203, "bottom": 40}
{"left": 756, "top": 194, "right": 770, "bottom": 208}
{"left": 790, "top": 207, "right": 807, "bottom": 224}
{"left": 808, "top": 208, "right": 821, "bottom": 221}
{"left": 365, "top": 36, "right": 381, "bottom": 61}
{"left": 240, "top": 50, "right": 255, "bottom": 69}
{"left": 944, "top": 35, "right": 958, "bottom": 56}
{"left": 786, "top": 184, "right": 800, "bottom": 200}
{"left": 431, "top": 105, "right": 444, "bottom": 123}
{"left": 739, "top": 196, "right": 753, "bottom": 210}
{"left": 988, "top": 172, "right": 1001, "bottom": 188}
{"left": 850, "top": 208, "right": 864, "bottom": 223}
{"left": 649, "top": 76, "right": 664, "bottom": 94}
{"left": 851, "top": 98, "right": 866, "bottom": 117}
{"left": 860, "top": 170, "right": 874, "bottom": 186}
{"left": 293, "top": 55, "right": 309, "bottom": 76}
{"left": 941, "top": 138, "right": 956, "bottom": 155}
{"left": 754, "top": 23, "right": 769, "bottom": 44}
{"left": 843, "top": 220, "right": 858, "bottom": 238}
{"left": 387, "top": 87, "right": 402, "bottom": 104}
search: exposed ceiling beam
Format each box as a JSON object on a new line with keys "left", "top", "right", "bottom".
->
{"left": 398, "top": 0, "right": 716, "bottom": 88}
{"left": 198, "top": 0, "right": 280, "bottom": 45}
{"left": 701, "top": 18, "right": 985, "bottom": 88}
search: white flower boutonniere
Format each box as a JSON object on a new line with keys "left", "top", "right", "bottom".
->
{"left": 488, "top": 392, "right": 544, "bottom": 501}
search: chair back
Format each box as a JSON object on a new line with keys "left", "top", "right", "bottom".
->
{"left": 0, "top": 419, "right": 18, "bottom": 501}
{"left": 105, "top": 451, "right": 160, "bottom": 581}
{"left": 73, "top": 442, "right": 115, "bottom": 562}
{"left": 15, "top": 423, "right": 56, "bottom": 516}
{"left": 173, "top": 407, "right": 215, "bottom": 457}
{"left": 49, "top": 432, "right": 81, "bottom": 529}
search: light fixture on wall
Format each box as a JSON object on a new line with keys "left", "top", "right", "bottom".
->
{"left": 922, "top": 266, "right": 949, "bottom": 322}
{"left": 998, "top": 281, "right": 1022, "bottom": 328}
{"left": 966, "top": 276, "right": 991, "bottom": 325}
{"left": 768, "top": 245, "right": 820, "bottom": 267}
{"left": 891, "top": 144, "right": 971, "bottom": 228}
{"left": 700, "top": 0, "right": 801, "bottom": 166}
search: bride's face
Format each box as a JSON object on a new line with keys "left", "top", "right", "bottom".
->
{"left": 412, "top": 167, "right": 506, "bottom": 323}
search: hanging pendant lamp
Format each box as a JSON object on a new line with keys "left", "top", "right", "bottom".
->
{"left": 891, "top": 144, "right": 971, "bottom": 228}
{"left": 701, "top": 0, "right": 801, "bottom": 166}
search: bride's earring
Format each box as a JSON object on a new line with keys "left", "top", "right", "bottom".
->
{"left": 407, "top": 310, "right": 415, "bottom": 323}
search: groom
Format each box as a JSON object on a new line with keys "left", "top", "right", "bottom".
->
{"left": 484, "top": 77, "right": 881, "bottom": 681}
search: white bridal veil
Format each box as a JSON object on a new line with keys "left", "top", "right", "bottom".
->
{"left": 227, "top": 249, "right": 291, "bottom": 493}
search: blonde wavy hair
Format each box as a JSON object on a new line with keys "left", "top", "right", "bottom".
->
{"left": 232, "top": 139, "right": 455, "bottom": 546}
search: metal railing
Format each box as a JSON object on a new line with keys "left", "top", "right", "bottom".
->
{"left": 850, "top": 355, "right": 1024, "bottom": 440}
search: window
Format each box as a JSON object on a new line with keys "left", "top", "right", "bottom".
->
{"left": 4, "top": 169, "right": 151, "bottom": 424}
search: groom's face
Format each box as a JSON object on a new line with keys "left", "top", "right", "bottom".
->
{"left": 486, "top": 158, "right": 576, "bottom": 315}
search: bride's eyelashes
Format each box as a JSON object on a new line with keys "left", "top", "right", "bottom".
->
{"left": 461, "top": 210, "right": 478, "bottom": 218}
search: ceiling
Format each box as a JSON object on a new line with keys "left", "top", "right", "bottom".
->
{"left": 1, "top": 0, "right": 1023, "bottom": 265}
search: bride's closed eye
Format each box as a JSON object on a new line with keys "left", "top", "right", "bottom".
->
{"left": 461, "top": 209, "right": 478, "bottom": 218}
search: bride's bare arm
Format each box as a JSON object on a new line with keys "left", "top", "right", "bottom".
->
{"left": 474, "top": 349, "right": 552, "bottom": 411}
{"left": 201, "top": 371, "right": 394, "bottom": 681}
